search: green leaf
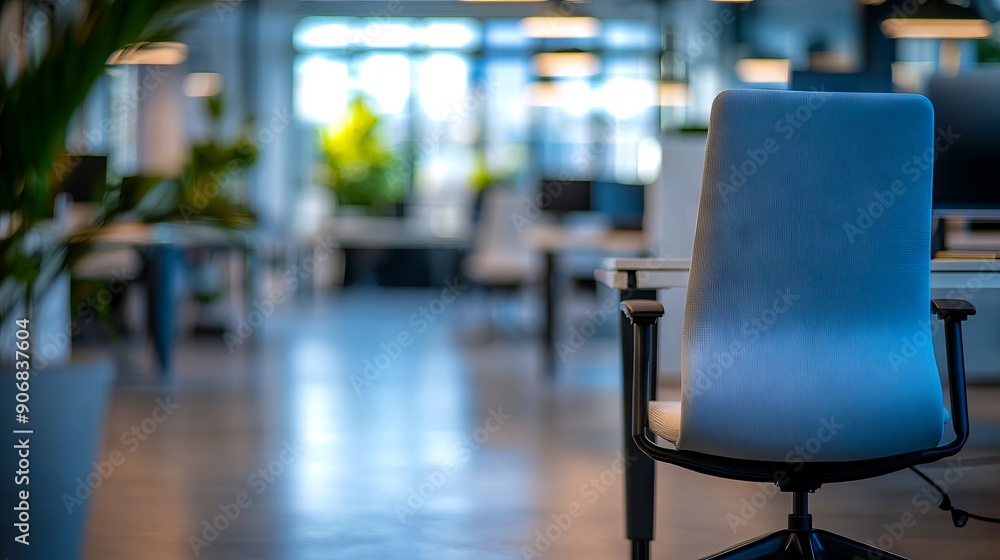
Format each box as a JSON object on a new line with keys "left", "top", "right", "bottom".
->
{"left": 0, "top": 0, "right": 213, "bottom": 309}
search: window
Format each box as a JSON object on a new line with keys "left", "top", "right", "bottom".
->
{"left": 293, "top": 16, "right": 664, "bottom": 200}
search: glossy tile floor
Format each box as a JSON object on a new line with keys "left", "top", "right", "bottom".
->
{"left": 84, "top": 289, "right": 1000, "bottom": 559}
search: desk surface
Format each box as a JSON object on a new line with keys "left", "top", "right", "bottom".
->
{"left": 91, "top": 221, "right": 253, "bottom": 248}
{"left": 525, "top": 224, "right": 646, "bottom": 253}
{"left": 596, "top": 257, "right": 1000, "bottom": 290}
{"left": 319, "top": 215, "right": 470, "bottom": 249}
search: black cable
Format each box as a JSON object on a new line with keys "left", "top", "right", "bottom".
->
{"left": 909, "top": 466, "right": 1000, "bottom": 527}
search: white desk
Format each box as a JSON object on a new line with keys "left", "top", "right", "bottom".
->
{"left": 596, "top": 257, "right": 1000, "bottom": 291}
{"left": 319, "top": 215, "right": 470, "bottom": 250}
{"left": 525, "top": 224, "right": 646, "bottom": 375}
{"left": 597, "top": 256, "right": 1000, "bottom": 383}
{"left": 78, "top": 222, "right": 256, "bottom": 377}
{"left": 311, "top": 215, "right": 472, "bottom": 288}
{"left": 594, "top": 257, "right": 691, "bottom": 291}
{"left": 525, "top": 224, "right": 647, "bottom": 254}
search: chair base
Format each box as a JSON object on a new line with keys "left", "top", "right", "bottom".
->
{"left": 706, "top": 528, "right": 908, "bottom": 560}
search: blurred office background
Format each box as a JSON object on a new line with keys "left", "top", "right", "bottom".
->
{"left": 3, "top": 1, "right": 1000, "bottom": 559}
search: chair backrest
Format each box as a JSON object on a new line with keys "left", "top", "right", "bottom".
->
{"left": 465, "top": 187, "right": 542, "bottom": 284}
{"left": 679, "top": 89, "right": 944, "bottom": 462}
{"left": 474, "top": 187, "right": 533, "bottom": 256}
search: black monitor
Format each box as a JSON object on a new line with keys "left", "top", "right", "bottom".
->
{"left": 539, "top": 179, "right": 591, "bottom": 215}
{"left": 790, "top": 71, "right": 892, "bottom": 93}
{"left": 55, "top": 155, "right": 108, "bottom": 202}
{"left": 591, "top": 181, "right": 644, "bottom": 230}
{"left": 926, "top": 71, "right": 1000, "bottom": 217}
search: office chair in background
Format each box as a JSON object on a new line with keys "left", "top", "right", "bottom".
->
{"left": 465, "top": 187, "right": 543, "bottom": 333}
{"left": 621, "top": 89, "right": 975, "bottom": 559}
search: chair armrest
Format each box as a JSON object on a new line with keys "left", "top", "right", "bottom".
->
{"left": 930, "top": 299, "right": 975, "bottom": 457}
{"left": 619, "top": 296, "right": 979, "bottom": 490}
{"left": 621, "top": 300, "right": 665, "bottom": 325}
{"left": 622, "top": 299, "right": 663, "bottom": 470}
{"left": 932, "top": 299, "right": 976, "bottom": 321}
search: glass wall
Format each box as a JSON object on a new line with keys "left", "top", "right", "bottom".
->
{"left": 292, "top": 16, "right": 664, "bottom": 201}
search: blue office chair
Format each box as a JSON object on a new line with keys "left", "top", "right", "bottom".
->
{"left": 621, "top": 89, "right": 975, "bottom": 559}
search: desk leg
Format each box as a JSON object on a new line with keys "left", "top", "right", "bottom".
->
{"left": 244, "top": 242, "right": 257, "bottom": 311}
{"left": 144, "top": 245, "right": 181, "bottom": 379}
{"left": 620, "top": 280, "right": 657, "bottom": 560}
{"left": 543, "top": 250, "right": 556, "bottom": 377}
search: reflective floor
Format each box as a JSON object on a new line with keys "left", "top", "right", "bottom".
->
{"left": 84, "top": 289, "right": 1000, "bottom": 559}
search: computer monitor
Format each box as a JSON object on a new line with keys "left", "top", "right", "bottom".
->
{"left": 539, "top": 179, "right": 591, "bottom": 215}
{"left": 926, "top": 71, "right": 1000, "bottom": 218}
{"left": 790, "top": 71, "right": 892, "bottom": 93}
{"left": 590, "top": 181, "right": 644, "bottom": 230}
{"left": 56, "top": 155, "right": 108, "bottom": 202}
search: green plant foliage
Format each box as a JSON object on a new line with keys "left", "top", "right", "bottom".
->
{"left": 468, "top": 147, "right": 521, "bottom": 192}
{"left": 133, "top": 94, "right": 258, "bottom": 227}
{"left": 0, "top": 0, "right": 210, "bottom": 323}
{"left": 469, "top": 151, "right": 495, "bottom": 192}
{"left": 977, "top": 38, "right": 1000, "bottom": 63}
{"left": 318, "top": 95, "right": 405, "bottom": 208}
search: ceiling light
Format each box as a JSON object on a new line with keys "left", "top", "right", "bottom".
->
{"left": 735, "top": 58, "right": 790, "bottom": 83}
{"left": 659, "top": 82, "right": 688, "bottom": 107}
{"left": 520, "top": 17, "right": 600, "bottom": 39}
{"left": 530, "top": 82, "right": 562, "bottom": 106}
{"left": 881, "top": 18, "right": 992, "bottom": 39}
{"left": 183, "top": 73, "right": 223, "bottom": 97}
{"left": 529, "top": 81, "right": 592, "bottom": 114}
{"left": 296, "top": 21, "right": 355, "bottom": 49}
{"left": 107, "top": 42, "right": 188, "bottom": 65}
{"left": 532, "top": 52, "right": 599, "bottom": 77}
{"left": 880, "top": 0, "right": 993, "bottom": 39}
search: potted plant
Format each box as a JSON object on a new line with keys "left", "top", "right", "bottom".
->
{"left": 121, "top": 92, "right": 259, "bottom": 331}
{"left": 127, "top": 93, "right": 259, "bottom": 228}
{"left": 318, "top": 95, "right": 406, "bottom": 215}
{"left": 0, "top": 1, "right": 209, "bottom": 558}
